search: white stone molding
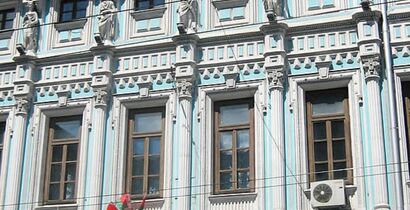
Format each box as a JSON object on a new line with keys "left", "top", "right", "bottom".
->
{"left": 28, "top": 100, "right": 90, "bottom": 210}
{"left": 110, "top": 91, "right": 174, "bottom": 210}
{"left": 222, "top": 66, "right": 239, "bottom": 88}
{"left": 289, "top": 70, "right": 365, "bottom": 210}
{"left": 0, "top": 108, "right": 13, "bottom": 210}
{"left": 136, "top": 75, "right": 153, "bottom": 97}
{"left": 197, "top": 81, "right": 263, "bottom": 210}
{"left": 176, "top": 79, "right": 193, "bottom": 99}
{"left": 362, "top": 55, "right": 381, "bottom": 80}
{"left": 315, "top": 55, "right": 332, "bottom": 79}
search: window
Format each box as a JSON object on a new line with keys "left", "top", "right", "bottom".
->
{"left": 44, "top": 116, "right": 82, "bottom": 204}
{"left": 0, "top": 9, "right": 15, "bottom": 30}
{"left": 308, "top": 0, "right": 334, "bottom": 10}
{"left": 59, "top": 0, "right": 88, "bottom": 22}
{"left": 402, "top": 82, "right": 410, "bottom": 170}
{"left": 306, "top": 88, "right": 353, "bottom": 184}
{"left": 135, "top": 0, "right": 164, "bottom": 10}
{"left": 214, "top": 99, "right": 254, "bottom": 194}
{"left": 127, "top": 108, "right": 164, "bottom": 199}
{"left": 0, "top": 122, "right": 5, "bottom": 170}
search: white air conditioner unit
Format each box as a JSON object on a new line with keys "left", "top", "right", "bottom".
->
{"left": 310, "top": 179, "right": 346, "bottom": 209}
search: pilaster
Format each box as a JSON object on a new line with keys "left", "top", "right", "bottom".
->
{"left": 171, "top": 34, "right": 198, "bottom": 210}
{"left": 87, "top": 45, "right": 114, "bottom": 210}
{"left": 260, "top": 22, "right": 288, "bottom": 210}
{"left": 4, "top": 56, "right": 36, "bottom": 210}
{"left": 354, "top": 9, "right": 390, "bottom": 210}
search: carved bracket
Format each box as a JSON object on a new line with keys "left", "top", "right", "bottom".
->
{"left": 15, "top": 97, "right": 30, "bottom": 116}
{"left": 222, "top": 66, "right": 239, "bottom": 88}
{"left": 315, "top": 55, "right": 332, "bottom": 79}
{"left": 56, "top": 85, "right": 71, "bottom": 107}
{"left": 267, "top": 67, "right": 284, "bottom": 90}
{"left": 136, "top": 76, "right": 153, "bottom": 97}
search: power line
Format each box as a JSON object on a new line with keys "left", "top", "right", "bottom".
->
{"left": 2, "top": 167, "right": 408, "bottom": 207}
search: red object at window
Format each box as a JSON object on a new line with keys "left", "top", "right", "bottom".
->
{"left": 138, "top": 195, "right": 147, "bottom": 210}
{"left": 107, "top": 202, "right": 117, "bottom": 210}
{"left": 120, "top": 193, "right": 131, "bottom": 205}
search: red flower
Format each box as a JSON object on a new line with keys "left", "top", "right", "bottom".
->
{"left": 107, "top": 202, "right": 117, "bottom": 210}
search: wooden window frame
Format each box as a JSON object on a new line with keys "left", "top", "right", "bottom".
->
{"left": 126, "top": 107, "right": 165, "bottom": 200}
{"left": 213, "top": 98, "right": 255, "bottom": 194}
{"left": 44, "top": 116, "right": 82, "bottom": 205}
{"left": 59, "top": 0, "right": 87, "bottom": 22}
{"left": 0, "top": 9, "right": 15, "bottom": 30}
{"left": 306, "top": 88, "right": 353, "bottom": 185}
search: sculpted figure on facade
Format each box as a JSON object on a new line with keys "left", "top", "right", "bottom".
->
{"left": 177, "top": 0, "right": 197, "bottom": 34}
{"left": 263, "top": 0, "right": 282, "bottom": 21}
{"left": 96, "top": 0, "right": 116, "bottom": 45}
{"left": 22, "top": 1, "right": 39, "bottom": 55}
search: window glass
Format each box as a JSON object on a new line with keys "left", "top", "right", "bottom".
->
{"left": 220, "top": 104, "right": 249, "bottom": 126}
{"left": 310, "top": 94, "right": 344, "bottom": 116}
{"left": 134, "top": 112, "right": 162, "bottom": 133}
{"left": 53, "top": 119, "right": 81, "bottom": 139}
{"left": 0, "top": 9, "right": 14, "bottom": 30}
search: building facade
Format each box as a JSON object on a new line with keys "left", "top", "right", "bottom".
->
{"left": 0, "top": 0, "right": 409, "bottom": 209}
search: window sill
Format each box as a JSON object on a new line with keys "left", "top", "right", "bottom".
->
{"left": 208, "top": 192, "right": 257, "bottom": 204}
{"left": 36, "top": 204, "right": 78, "bottom": 210}
{"left": 130, "top": 7, "right": 166, "bottom": 21}
{"left": 304, "top": 185, "right": 357, "bottom": 200}
{"left": 212, "top": 0, "right": 248, "bottom": 10}
{"left": 130, "top": 198, "right": 164, "bottom": 209}
{"left": 55, "top": 19, "right": 87, "bottom": 31}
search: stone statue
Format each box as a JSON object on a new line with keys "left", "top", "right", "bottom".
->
{"left": 96, "top": 0, "right": 116, "bottom": 45}
{"left": 263, "top": 0, "right": 282, "bottom": 21}
{"left": 177, "top": 0, "right": 197, "bottom": 34}
{"left": 22, "top": 1, "right": 39, "bottom": 55}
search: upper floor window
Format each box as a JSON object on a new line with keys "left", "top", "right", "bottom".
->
{"left": 59, "top": 0, "right": 88, "bottom": 22}
{"left": 0, "top": 122, "right": 5, "bottom": 170}
{"left": 0, "top": 9, "right": 15, "bottom": 30}
{"left": 127, "top": 108, "right": 164, "bottom": 199}
{"left": 402, "top": 82, "right": 410, "bottom": 170}
{"left": 44, "top": 116, "right": 82, "bottom": 204}
{"left": 135, "top": 0, "right": 164, "bottom": 10}
{"left": 214, "top": 99, "right": 255, "bottom": 194}
{"left": 307, "top": 0, "right": 335, "bottom": 10}
{"left": 306, "top": 88, "right": 353, "bottom": 184}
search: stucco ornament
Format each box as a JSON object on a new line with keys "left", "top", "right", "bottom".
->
{"left": 177, "top": 80, "right": 192, "bottom": 98}
{"left": 362, "top": 56, "right": 380, "bottom": 80}
{"left": 97, "top": 0, "right": 116, "bottom": 45}
{"left": 177, "top": 0, "right": 197, "bottom": 34}
{"left": 93, "top": 88, "right": 108, "bottom": 107}
{"left": 263, "top": 0, "right": 282, "bottom": 21}
{"left": 22, "top": 1, "right": 39, "bottom": 55}
{"left": 15, "top": 97, "right": 29, "bottom": 115}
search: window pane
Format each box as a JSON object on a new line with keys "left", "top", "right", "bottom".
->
{"left": 132, "top": 178, "right": 143, "bottom": 194}
{"left": 313, "top": 122, "right": 326, "bottom": 140}
{"left": 0, "top": 123, "right": 5, "bottom": 144}
{"left": 65, "top": 163, "right": 76, "bottom": 181}
{"left": 237, "top": 129, "right": 249, "bottom": 148}
{"left": 132, "top": 157, "right": 144, "bottom": 176}
{"left": 76, "top": 0, "right": 88, "bottom": 10}
{"left": 220, "top": 104, "right": 249, "bottom": 126}
{"left": 332, "top": 141, "right": 346, "bottom": 160}
{"left": 52, "top": 146, "right": 63, "bottom": 162}
{"left": 314, "top": 142, "right": 328, "bottom": 161}
{"left": 220, "top": 150, "right": 232, "bottom": 170}
{"left": 61, "top": 12, "right": 72, "bottom": 22}
{"left": 53, "top": 119, "right": 81, "bottom": 139}
{"left": 148, "top": 156, "right": 160, "bottom": 174}
{"left": 153, "top": 0, "right": 164, "bottom": 7}
{"left": 48, "top": 184, "right": 60, "bottom": 200}
{"left": 220, "top": 172, "right": 232, "bottom": 190}
{"left": 149, "top": 137, "right": 161, "bottom": 154}
{"left": 220, "top": 132, "right": 232, "bottom": 149}
{"left": 237, "top": 149, "right": 249, "bottom": 169}
{"left": 237, "top": 171, "right": 250, "bottom": 189}
{"left": 333, "top": 162, "right": 347, "bottom": 180}
{"left": 50, "top": 164, "right": 61, "bottom": 182}
{"left": 137, "top": 0, "right": 150, "bottom": 10}
{"left": 4, "top": 20, "right": 13, "bottom": 29}
{"left": 133, "top": 139, "right": 145, "bottom": 155}
{"left": 62, "top": 2, "right": 73, "bottom": 12}
{"left": 332, "top": 121, "right": 345, "bottom": 139}
{"left": 315, "top": 163, "right": 328, "bottom": 181}
{"left": 5, "top": 11, "right": 14, "bottom": 20}
{"left": 148, "top": 177, "right": 159, "bottom": 194}
{"left": 134, "top": 112, "right": 162, "bottom": 133}
{"left": 64, "top": 183, "right": 75, "bottom": 199}
{"left": 75, "top": 10, "right": 86, "bottom": 19}
{"left": 311, "top": 95, "right": 344, "bottom": 116}
{"left": 67, "top": 144, "right": 78, "bottom": 161}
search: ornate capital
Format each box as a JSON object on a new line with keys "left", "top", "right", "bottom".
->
{"left": 176, "top": 80, "right": 192, "bottom": 99}
{"left": 93, "top": 88, "right": 109, "bottom": 108}
{"left": 267, "top": 69, "right": 284, "bottom": 90}
{"left": 15, "top": 97, "right": 30, "bottom": 116}
{"left": 362, "top": 56, "right": 380, "bottom": 80}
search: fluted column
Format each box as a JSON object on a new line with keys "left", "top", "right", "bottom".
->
{"left": 4, "top": 97, "right": 29, "bottom": 210}
{"left": 260, "top": 22, "right": 287, "bottom": 210}
{"left": 175, "top": 80, "right": 193, "bottom": 210}
{"left": 362, "top": 56, "right": 390, "bottom": 210}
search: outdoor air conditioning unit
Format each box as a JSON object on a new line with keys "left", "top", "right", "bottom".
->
{"left": 310, "top": 179, "right": 346, "bottom": 209}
